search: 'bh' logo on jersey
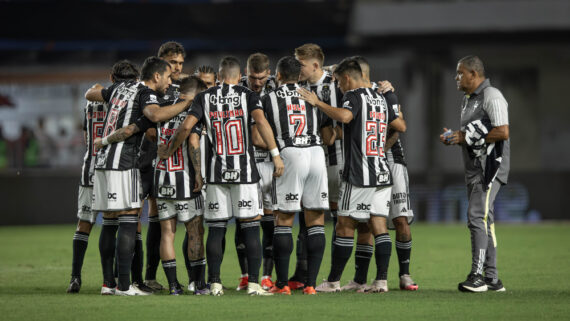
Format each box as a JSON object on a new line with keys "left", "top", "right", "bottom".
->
{"left": 223, "top": 170, "right": 240, "bottom": 181}
{"left": 159, "top": 185, "right": 176, "bottom": 197}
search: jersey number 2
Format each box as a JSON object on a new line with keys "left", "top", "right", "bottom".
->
{"left": 365, "top": 121, "right": 386, "bottom": 157}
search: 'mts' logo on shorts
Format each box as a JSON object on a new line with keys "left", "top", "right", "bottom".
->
{"left": 222, "top": 170, "right": 240, "bottom": 181}
{"left": 238, "top": 200, "right": 252, "bottom": 208}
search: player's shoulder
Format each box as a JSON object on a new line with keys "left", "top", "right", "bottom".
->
{"left": 482, "top": 85, "right": 505, "bottom": 102}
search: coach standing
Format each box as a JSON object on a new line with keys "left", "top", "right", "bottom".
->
{"left": 440, "top": 56, "right": 509, "bottom": 293}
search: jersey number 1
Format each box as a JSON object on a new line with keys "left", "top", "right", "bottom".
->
{"left": 212, "top": 119, "right": 245, "bottom": 155}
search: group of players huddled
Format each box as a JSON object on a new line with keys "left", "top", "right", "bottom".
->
{"left": 66, "top": 42, "right": 417, "bottom": 296}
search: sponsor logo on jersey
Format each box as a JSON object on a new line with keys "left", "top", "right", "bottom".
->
{"left": 356, "top": 203, "right": 371, "bottom": 211}
{"left": 208, "top": 202, "right": 219, "bottom": 210}
{"left": 365, "top": 95, "right": 386, "bottom": 108}
{"left": 158, "top": 185, "right": 176, "bottom": 197}
{"left": 238, "top": 200, "right": 252, "bottom": 208}
{"left": 293, "top": 136, "right": 310, "bottom": 146}
{"left": 81, "top": 205, "right": 91, "bottom": 213}
{"left": 377, "top": 172, "right": 389, "bottom": 183}
{"left": 401, "top": 208, "right": 407, "bottom": 213}
{"left": 277, "top": 88, "right": 302, "bottom": 99}
{"left": 222, "top": 170, "right": 240, "bottom": 181}
{"left": 285, "top": 193, "right": 299, "bottom": 201}
{"left": 209, "top": 93, "right": 241, "bottom": 108}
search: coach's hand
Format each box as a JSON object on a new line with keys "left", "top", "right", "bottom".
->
{"left": 94, "top": 138, "right": 103, "bottom": 150}
{"left": 297, "top": 88, "right": 319, "bottom": 106}
{"left": 193, "top": 173, "right": 204, "bottom": 192}
{"left": 157, "top": 143, "right": 169, "bottom": 159}
{"left": 377, "top": 80, "right": 395, "bottom": 94}
{"left": 273, "top": 155, "right": 284, "bottom": 177}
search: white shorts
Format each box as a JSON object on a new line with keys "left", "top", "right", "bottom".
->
{"left": 204, "top": 183, "right": 261, "bottom": 221}
{"left": 327, "top": 164, "right": 342, "bottom": 203}
{"left": 337, "top": 180, "right": 392, "bottom": 222}
{"left": 77, "top": 186, "right": 97, "bottom": 223}
{"left": 387, "top": 163, "right": 414, "bottom": 229}
{"left": 157, "top": 195, "right": 204, "bottom": 223}
{"left": 256, "top": 161, "right": 274, "bottom": 210}
{"left": 93, "top": 169, "right": 142, "bottom": 212}
{"left": 273, "top": 146, "right": 329, "bottom": 213}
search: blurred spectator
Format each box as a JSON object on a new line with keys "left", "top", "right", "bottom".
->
{"left": 33, "top": 118, "right": 56, "bottom": 167}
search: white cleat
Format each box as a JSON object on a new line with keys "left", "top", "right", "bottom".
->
{"left": 210, "top": 283, "right": 224, "bottom": 296}
{"left": 115, "top": 285, "right": 143, "bottom": 296}
{"left": 188, "top": 281, "right": 195, "bottom": 292}
{"left": 247, "top": 282, "right": 273, "bottom": 296}
{"left": 131, "top": 283, "right": 153, "bottom": 295}
{"left": 315, "top": 280, "right": 341, "bottom": 293}
{"left": 101, "top": 285, "right": 116, "bottom": 295}
{"left": 365, "top": 280, "right": 389, "bottom": 293}
{"left": 399, "top": 274, "right": 419, "bottom": 291}
{"left": 340, "top": 280, "right": 368, "bottom": 292}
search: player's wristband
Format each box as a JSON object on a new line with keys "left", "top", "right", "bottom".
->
{"left": 101, "top": 136, "right": 110, "bottom": 146}
{"left": 270, "top": 148, "right": 280, "bottom": 157}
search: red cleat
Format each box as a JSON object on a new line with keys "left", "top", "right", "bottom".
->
{"left": 288, "top": 280, "right": 305, "bottom": 290}
{"left": 236, "top": 275, "right": 248, "bottom": 291}
{"left": 269, "top": 285, "right": 291, "bottom": 295}
{"left": 303, "top": 286, "right": 317, "bottom": 295}
{"left": 261, "top": 277, "right": 274, "bottom": 290}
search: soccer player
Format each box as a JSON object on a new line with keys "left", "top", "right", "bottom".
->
{"left": 87, "top": 57, "right": 191, "bottom": 295}
{"left": 195, "top": 65, "right": 217, "bottom": 89}
{"left": 299, "top": 58, "right": 406, "bottom": 293}
{"left": 154, "top": 76, "right": 208, "bottom": 295}
{"left": 158, "top": 56, "right": 284, "bottom": 296}
{"left": 255, "top": 56, "right": 330, "bottom": 295}
{"left": 238, "top": 52, "right": 278, "bottom": 290}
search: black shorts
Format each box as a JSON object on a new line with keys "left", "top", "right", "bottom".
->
{"left": 141, "top": 168, "right": 155, "bottom": 199}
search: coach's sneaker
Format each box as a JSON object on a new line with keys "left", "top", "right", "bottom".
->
{"left": 115, "top": 285, "right": 141, "bottom": 296}
{"left": 269, "top": 285, "right": 291, "bottom": 295}
{"left": 210, "top": 283, "right": 224, "bottom": 296}
{"left": 485, "top": 278, "right": 506, "bottom": 292}
{"left": 458, "top": 273, "right": 488, "bottom": 293}
{"left": 67, "top": 277, "right": 81, "bottom": 293}
{"left": 303, "top": 286, "right": 317, "bottom": 295}
{"left": 101, "top": 284, "right": 116, "bottom": 295}
{"left": 187, "top": 281, "right": 195, "bottom": 292}
{"left": 144, "top": 279, "right": 165, "bottom": 292}
{"left": 261, "top": 276, "right": 274, "bottom": 290}
{"left": 132, "top": 282, "right": 153, "bottom": 295}
{"left": 399, "top": 274, "right": 419, "bottom": 291}
{"left": 340, "top": 280, "right": 367, "bottom": 292}
{"left": 288, "top": 280, "right": 305, "bottom": 290}
{"left": 247, "top": 282, "right": 273, "bottom": 296}
{"left": 236, "top": 275, "right": 248, "bottom": 291}
{"left": 315, "top": 279, "right": 341, "bottom": 293}
{"left": 365, "top": 280, "right": 389, "bottom": 293}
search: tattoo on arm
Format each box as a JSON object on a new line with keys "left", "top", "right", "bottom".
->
{"left": 189, "top": 144, "right": 201, "bottom": 173}
{"left": 167, "top": 127, "right": 191, "bottom": 156}
{"left": 106, "top": 124, "right": 140, "bottom": 144}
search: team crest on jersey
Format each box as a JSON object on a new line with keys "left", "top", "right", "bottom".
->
{"left": 321, "top": 86, "right": 331, "bottom": 100}
{"left": 158, "top": 185, "right": 176, "bottom": 197}
{"left": 222, "top": 169, "right": 241, "bottom": 181}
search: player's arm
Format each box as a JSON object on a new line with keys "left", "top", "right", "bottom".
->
{"left": 297, "top": 88, "right": 353, "bottom": 124}
{"left": 251, "top": 109, "right": 284, "bottom": 177}
{"left": 143, "top": 99, "right": 191, "bottom": 123}
{"left": 85, "top": 84, "right": 104, "bottom": 102}
{"left": 94, "top": 123, "right": 140, "bottom": 150}
{"left": 251, "top": 125, "right": 268, "bottom": 149}
{"left": 188, "top": 132, "right": 203, "bottom": 192}
{"left": 377, "top": 80, "right": 395, "bottom": 94}
{"left": 385, "top": 131, "right": 399, "bottom": 150}
{"left": 320, "top": 125, "right": 336, "bottom": 146}
{"left": 389, "top": 108, "right": 406, "bottom": 132}
{"left": 157, "top": 114, "right": 199, "bottom": 159}
{"left": 144, "top": 128, "right": 157, "bottom": 143}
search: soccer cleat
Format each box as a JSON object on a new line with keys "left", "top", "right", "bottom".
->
{"left": 269, "top": 285, "right": 291, "bottom": 295}
{"left": 194, "top": 287, "right": 210, "bottom": 295}
{"left": 485, "top": 278, "right": 506, "bottom": 292}
{"left": 303, "top": 286, "right": 317, "bottom": 295}
{"left": 210, "top": 283, "right": 224, "bottom": 296}
{"left": 399, "top": 274, "right": 419, "bottom": 291}
{"left": 236, "top": 275, "right": 248, "bottom": 291}
{"left": 315, "top": 280, "right": 341, "bottom": 293}
{"left": 340, "top": 280, "right": 367, "bottom": 292}
{"left": 261, "top": 276, "right": 274, "bottom": 290}
{"left": 143, "top": 279, "right": 165, "bottom": 292}
{"left": 365, "top": 280, "right": 389, "bottom": 293}
{"left": 131, "top": 282, "right": 153, "bottom": 295}
{"left": 458, "top": 273, "right": 488, "bottom": 293}
{"left": 247, "top": 282, "right": 273, "bottom": 296}
{"left": 101, "top": 284, "right": 116, "bottom": 295}
{"left": 288, "top": 280, "right": 305, "bottom": 290}
{"left": 66, "top": 277, "right": 81, "bottom": 294}
{"left": 168, "top": 283, "right": 184, "bottom": 296}
{"left": 187, "top": 281, "right": 195, "bottom": 292}
{"left": 115, "top": 285, "right": 142, "bottom": 296}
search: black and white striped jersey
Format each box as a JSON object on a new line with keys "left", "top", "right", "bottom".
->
{"left": 154, "top": 98, "right": 202, "bottom": 200}
{"left": 341, "top": 87, "right": 398, "bottom": 187}
{"left": 95, "top": 81, "right": 157, "bottom": 171}
{"left": 262, "top": 83, "right": 326, "bottom": 150}
{"left": 81, "top": 101, "right": 107, "bottom": 186}
{"left": 305, "top": 71, "right": 343, "bottom": 166}
{"left": 188, "top": 83, "right": 262, "bottom": 184}
{"left": 382, "top": 91, "right": 406, "bottom": 166}
{"left": 239, "top": 75, "right": 276, "bottom": 162}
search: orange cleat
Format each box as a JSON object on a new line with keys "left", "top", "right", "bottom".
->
{"left": 236, "top": 275, "right": 248, "bottom": 291}
{"left": 303, "top": 286, "right": 317, "bottom": 295}
{"left": 261, "top": 277, "right": 274, "bottom": 290}
{"left": 269, "top": 285, "right": 291, "bottom": 295}
{"left": 288, "top": 280, "right": 305, "bottom": 290}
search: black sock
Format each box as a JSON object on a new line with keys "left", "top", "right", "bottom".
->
{"left": 291, "top": 212, "right": 307, "bottom": 282}
{"left": 117, "top": 215, "right": 138, "bottom": 291}
{"left": 306, "top": 225, "right": 326, "bottom": 288}
{"left": 241, "top": 221, "right": 262, "bottom": 284}
{"left": 374, "top": 233, "right": 392, "bottom": 280}
{"left": 144, "top": 218, "right": 161, "bottom": 281}
{"left": 261, "top": 215, "right": 275, "bottom": 277}
{"left": 99, "top": 218, "right": 118, "bottom": 287}
{"left": 131, "top": 232, "right": 144, "bottom": 284}
{"left": 273, "top": 226, "right": 293, "bottom": 288}
{"left": 182, "top": 233, "right": 192, "bottom": 282}
{"left": 162, "top": 259, "right": 178, "bottom": 286}
{"left": 71, "top": 231, "right": 89, "bottom": 278}
{"left": 354, "top": 243, "right": 373, "bottom": 284}
{"left": 206, "top": 222, "right": 227, "bottom": 284}
{"left": 330, "top": 213, "right": 338, "bottom": 260}
{"left": 190, "top": 258, "right": 206, "bottom": 290}
{"left": 327, "top": 236, "right": 353, "bottom": 282}
{"left": 235, "top": 220, "right": 248, "bottom": 275}
{"left": 395, "top": 239, "right": 412, "bottom": 276}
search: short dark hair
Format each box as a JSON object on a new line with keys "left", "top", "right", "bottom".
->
{"left": 276, "top": 56, "right": 301, "bottom": 83}
{"left": 350, "top": 55, "right": 370, "bottom": 78}
{"left": 218, "top": 56, "right": 241, "bottom": 79}
{"left": 140, "top": 56, "right": 171, "bottom": 81}
{"left": 458, "top": 55, "right": 485, "bottom": 77}
{"left": 110, "top": 60, "right": 139, "bottom": 83}
{"left": 247, "top": 53, "right": 270, "bottom": 73}
{"left": 195, "top": 65, "right": 216, "bottom": 76}
{"left": 179, "top": 75, "right": 207, "bottom": 95}
{"left": 334, "top": 58, "right": 363, "bottom": 80}
{"left": 158, "top": 41, "right": 186, "bottom": 59}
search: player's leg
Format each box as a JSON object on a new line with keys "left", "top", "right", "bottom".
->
{"left": 145, "top": 197, "right": 164, "bottom": 291}
{"left": 99, "top": 212, "right": 119, "bottom": 294}
{"left": 234, "top": 219, "right": 249, "bottom": 290}
{"left": 303, "top": 210, "right": 326, "bottom": 295}
{"left": 271, "top": 211, "right": 295, "bottom": 295}
{"left": 288, "top": 211, "right": 307, "bottom": 289}
{"left": 339, "top": 223, "right": 373, "bottom": 291}
{"left": 259, "top": 161, "right": 276, "bottom": 290}
{"left": 160, "top": 215, "right": 181, "bottom": 295}
{"left": 327, "top": 165, "right": 341, "bottom": 261}
{"left": 483, "top": 180, "right": 505, "bottom": 291}
{"left": 184, "top": 213, "right": 207, "bottom": 295}
{"left": 131, "top": 220, "right": 153, "bottom": 293}
{"left": 367, "top": 186, "right": 393, "bottom": 293}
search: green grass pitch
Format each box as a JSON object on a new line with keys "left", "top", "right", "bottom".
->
{"left": 0, "top": 223, "right": 569, "bottom": 321}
